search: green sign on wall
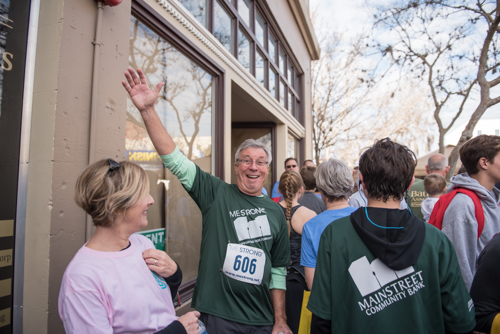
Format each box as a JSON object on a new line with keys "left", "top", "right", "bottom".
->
{"left": 136, "top": 228, "right": 166, "bottom": 251}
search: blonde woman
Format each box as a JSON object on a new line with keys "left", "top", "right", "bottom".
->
{"left": 58, "top": 159, "right": 200, "bottom": 334}
{"left": 278, "top": 171, "right": 316, "bottom": 334}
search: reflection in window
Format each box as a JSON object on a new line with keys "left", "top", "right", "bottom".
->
{"left": 269, "top": 33, "right": 276, "bottom": 65}
{"left": 255, "top": 11, "right": 265, "bottom": 47}
{"left": 214, "top": 0, "right": 233, "bottom": 53}
{"left": 288, "top": 90, "right": 292, "bottom": 112}
{"left": 270, "top": 69, "right": 276, "bottom": 98}
{"left": 288, "top": 63, "right": 293, "bottom": 84}
{"left": 128, "top": 17, "right": 213, "bottom": 283}
{"left": 256, "top": 51, "right": 265, "bottom": 87}
{"left": 287, "top": 133, "right": 296, "bottom": 160}
{"left": 178, "top": 0, "right": 208, "bottom": 26}
{"left": 238, "top": 0, "right": 251, "bottom": 27}
{"left": 279, "top": 80, "right": 285, "bottom": 106}
{"left": 279, "top": 48, "right": 285, "bottom": 74}
{"left": 295, "top": 99, "right": 300, "bottom": 119}
{"left": 238, "top": 27, "right": 251, "bottom": 72}
{"left": 295, "top": 72, "right": 300, "bottom": 92}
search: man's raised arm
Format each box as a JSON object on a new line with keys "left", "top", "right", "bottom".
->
{"left": 122, "top": 67, "right": 175, "bottom": 155}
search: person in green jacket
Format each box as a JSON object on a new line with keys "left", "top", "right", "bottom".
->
{"left": 123, "top": 67, "right": 292, "bottom": 334}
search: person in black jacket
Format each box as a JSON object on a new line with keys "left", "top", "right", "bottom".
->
{"left": 470, "top": 233, "right": 500, "bottom": 333}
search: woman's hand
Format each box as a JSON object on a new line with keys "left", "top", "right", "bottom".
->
{"left": 143, "top": 249, "right": 178, "bottom": 278}
{"left": 122, "top": 67, "right": 164, "bottom": 113}
{"left": 177, "top": 311, "right": 200, "bottom": 334}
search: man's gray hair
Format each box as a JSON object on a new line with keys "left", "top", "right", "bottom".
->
{"left": 316, "top": 158, "right": 354, "bottom": 200}
{"left": 427, "top": 154, "right": 448, "bottom": 171}
{"left": 235, "top": 139, "right": 272, "bottom": 165}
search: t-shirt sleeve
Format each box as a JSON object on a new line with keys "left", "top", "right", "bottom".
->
{"left": 186, "top": 165, "right": 224, "bottom": 213}
{"left": 60, "top": 290, "right": 113, "bottom": 334}
{"left": 438, "top": 232, "right": 476, "bottom": 333}
{"left": 270, "top": 209, "right": 291, "bottom": 267}
{"left": 300, "top": 224, "right": 317, "bottom": 268}
{"left": 307, "top": 226, "right": 333, "bottom": 320}
{"left": 160, "top": 147, "right": 197, "bottom": 191}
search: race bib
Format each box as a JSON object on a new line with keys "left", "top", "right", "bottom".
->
{"left": 222, "top": 243, "right": 266, "bottom": 285}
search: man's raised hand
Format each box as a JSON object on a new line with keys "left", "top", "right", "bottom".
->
{"left": 122, "top": 67, "right": 164, "bottom": 112}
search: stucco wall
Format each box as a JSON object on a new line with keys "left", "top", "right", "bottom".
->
{"left": 25, "top": 0, "right": 130, "bottom": 332}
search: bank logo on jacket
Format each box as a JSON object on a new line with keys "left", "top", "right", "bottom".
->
{"left": 349, "top": 256, "right": 425, "bottom": 316}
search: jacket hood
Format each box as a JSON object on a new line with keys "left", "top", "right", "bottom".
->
{"left": 449, "top": 173, "right": 500, "bottom": 208}
{"left": 351, "top": 208, "right": 426, "bottom": 270}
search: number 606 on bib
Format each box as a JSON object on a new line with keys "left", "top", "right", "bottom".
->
{"left": 223, "top": 243, "right": 266, "bottom": 285}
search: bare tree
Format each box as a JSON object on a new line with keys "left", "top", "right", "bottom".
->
{"left": 311, "top": 30, "right": 376, "bottom": 165}
{"left": 371, "top": 0, "right": 500, "bottom": 180}
{"left": 311, "top": 19, "right": 434, "bottom": 166}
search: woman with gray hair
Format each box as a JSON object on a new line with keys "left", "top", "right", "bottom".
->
{"left": 300, "top": 158, "right": 358, "bottom": 290}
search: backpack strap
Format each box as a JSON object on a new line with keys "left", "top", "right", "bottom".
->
{"left": 455, "top": 188, "right": 485, "bottom": 238}
{"left": 428, "top": 188, "right": 484, "bottom": 239}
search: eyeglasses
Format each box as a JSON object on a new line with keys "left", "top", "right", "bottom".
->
{"left": 237, "top": 158, "right": 268, "bottom": 167}
{"left": 108, "top": 159, "right": 120, "bottom": 176}
{"left": 286, "top": 164, "right": 297, "bottom": 169}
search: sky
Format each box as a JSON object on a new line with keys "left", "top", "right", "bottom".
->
{"left": 309, "top": 0, "right": 500, "bottom": 154}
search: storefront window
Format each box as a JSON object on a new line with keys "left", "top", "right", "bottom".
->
{"left": 269, "top": 69, "right": 276, "bottom": 98}
{"left": 269, "top": 33, "right": 277, "bottom": 65}
{"left": 288, "top": 133, "right": 300, "bottom": 162}
{"left": 255, "top": 11, "right": 265, "bottom": 47}
{"left": 256, "top": 51, "right": 265, "bottom": 87}
{"left": 214, "top": 0, "right": 233, "bottom": 53}
{"left": 238, "top": 0, "right": 251, "bottom": 27}
{"left": 238, "top": 27, "right": 251, "bottom": 72}
{"left": 128, "top": 17, "right": 213, "bottom": 283}
{"left": 279, "top": 80, "right": 285, "bottom": 106}
{"left": 178, "top": 0, "right": 208, "bottom": 26}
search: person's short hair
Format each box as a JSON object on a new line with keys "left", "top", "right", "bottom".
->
{"left": 316, "top": 159, "right": 354, "bottom": 201}
{"left": 460, "top": 135, "right": 500, "bottom": 175}
{"left": 303, "top": 159, "right": 315, "bottom": 167}
{"left": 74, "top": 159, "right": 150, "bottom": 227}
{"left": 235, "top": 139, "right": 272, "bottom": 166}
{"left": 284, "top": 157, "right": 298, "bottom": 168}
{"left": 278, "top": 171, "right": 303, "bottom": 221}
{"left": 300, "top": 166, "right": 317, "bottom": 191}
{"left": 423, "top": 174, "right": 447, "bottom": 196}
{"left": 427, "top": 154, "right": 448, "bottom": 171}
{"left": 359, "top": 138, "right": 416, "bottom": 202}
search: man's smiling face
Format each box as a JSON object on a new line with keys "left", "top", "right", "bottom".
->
{"left": 234, "top": 147, "right": 269, "bottom": 196}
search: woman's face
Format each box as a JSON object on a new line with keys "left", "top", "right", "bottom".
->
{"left": 122, "top": 193, "right": 155, "bottom": 232}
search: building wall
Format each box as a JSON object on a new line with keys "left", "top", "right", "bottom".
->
{"left": 22, "top": 0, "right": 316, "bottom": 332}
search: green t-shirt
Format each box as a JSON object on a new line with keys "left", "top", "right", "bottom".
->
{"left": 188, "top": 166, "right": 290, "bottom": 325}
{"left": 308, "top": 216, "right": 475, "bottom": 333}
{"left": 408, "top": 178, "right": 426, "bottom": 220}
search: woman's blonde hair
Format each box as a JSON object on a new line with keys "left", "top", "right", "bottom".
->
{"left": 278, "top": 171, "right": 303, "bottom": 234}
{"left": 74, "top": 159, "right": 150, "bottom": 227}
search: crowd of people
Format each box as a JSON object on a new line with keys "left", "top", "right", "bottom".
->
{"left": 57, "top": 68, "right": 500, "bottom": 334}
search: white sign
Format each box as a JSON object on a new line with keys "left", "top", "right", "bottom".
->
{"left": 223, "top": 243, "right": 266, "bottom": 285}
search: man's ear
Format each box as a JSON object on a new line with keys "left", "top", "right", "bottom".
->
{"left": 478, "top": 157, "right": 489, "bottom": 171}
{"left": 445, "top": 166, "right": 450, "bottom": 174}
{"left": 425, "top": 165, "right": 429, "bottom": 174}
